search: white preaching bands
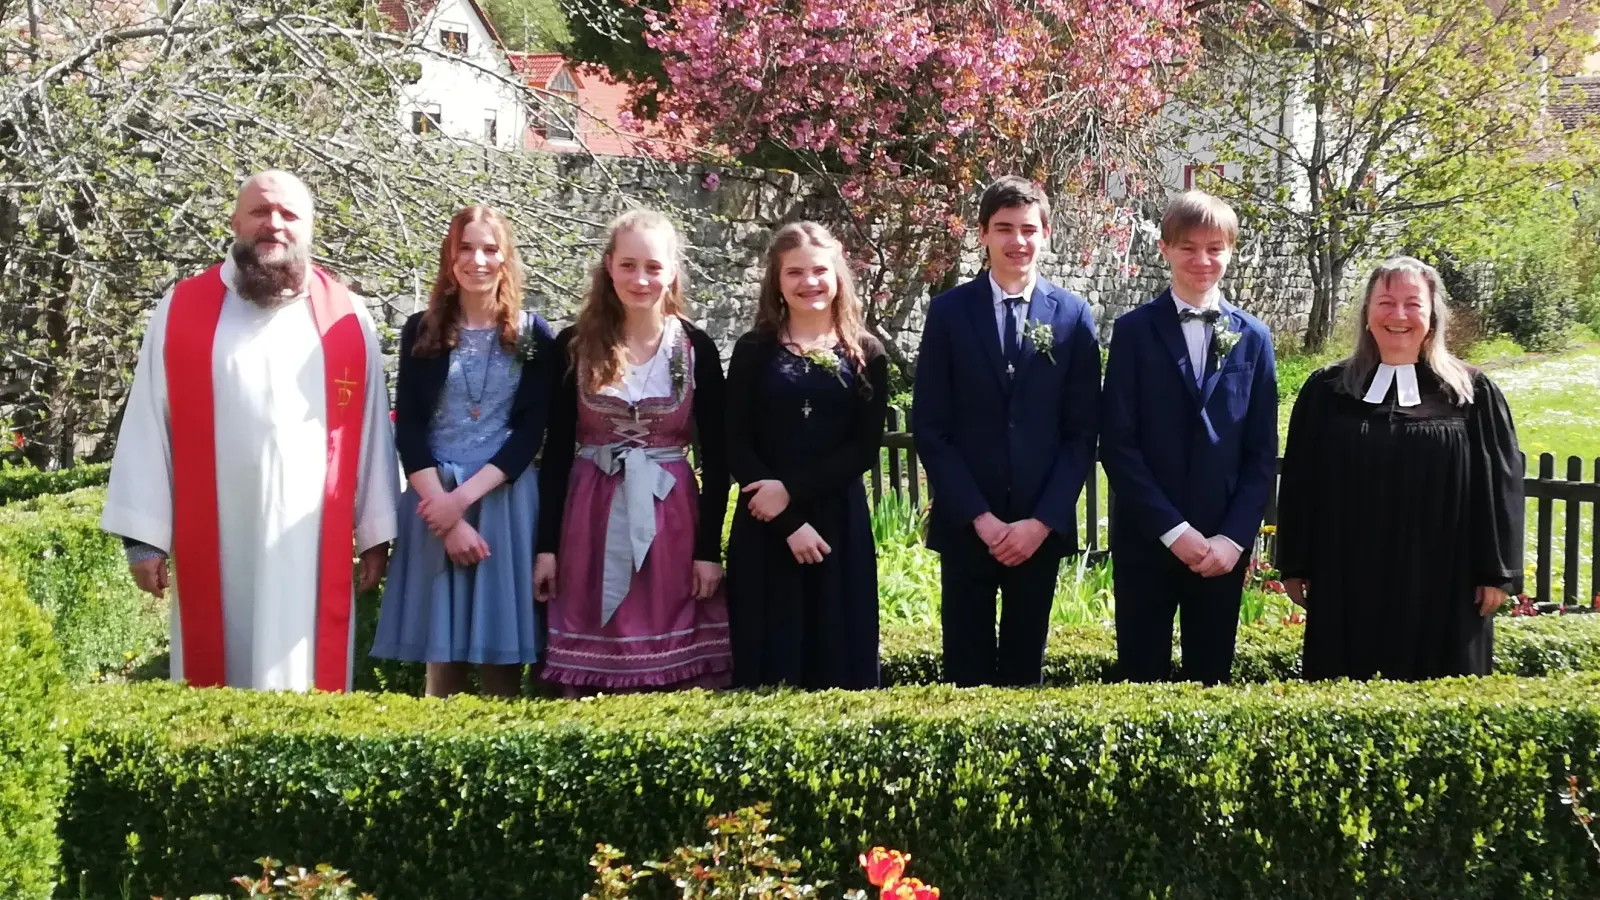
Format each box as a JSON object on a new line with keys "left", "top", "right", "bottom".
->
{"left": 1363, "top": 363, "right": 1423, "bottom": 407}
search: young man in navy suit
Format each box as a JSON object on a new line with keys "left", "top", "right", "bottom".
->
{"left": 913, "top": 176, "right": 1101, "bottom": 687}
{"left": 1101, "top": 191, "right": 1278, "bottom": 686}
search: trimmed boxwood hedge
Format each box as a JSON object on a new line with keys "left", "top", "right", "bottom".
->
{"left": 0, "top": 488, "right": 167, "bottom": 681}
{"left": 57, "top": 676, "right": 1600, "bottom": 899}
{"left": 0, "top": 562, "right": 68, "bottom": 900}
{"left": 0, "top": 462, "right": 111, "bottom": 505}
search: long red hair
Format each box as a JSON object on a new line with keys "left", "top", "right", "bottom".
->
{"left": 412, "top": 205, "right": 524, "bottom": 357}
{"left": 569, "top": 209, "right": 687, "bottom": 392}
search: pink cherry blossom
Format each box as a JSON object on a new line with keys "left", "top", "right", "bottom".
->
{"left": 636, "top": 0, "right": 1196, "bottom": 310}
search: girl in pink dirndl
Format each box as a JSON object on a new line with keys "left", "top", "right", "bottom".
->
{"left": 535, "top": 210, "right": 732, "bottom": 692}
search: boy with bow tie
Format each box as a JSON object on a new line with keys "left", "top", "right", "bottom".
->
{"left": 1100, "top": 191, "right": 1278, "bottom": 685}
{"left": 912, "top": 176, "right": 1101, "bottom": 687}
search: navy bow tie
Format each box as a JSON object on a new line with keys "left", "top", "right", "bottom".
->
{"left": 1179, "top": 307, "right": 1222, "bottom": 325}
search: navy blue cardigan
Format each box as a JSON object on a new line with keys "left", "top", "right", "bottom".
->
{"left": 392, "top": 310, "right": 557, "bottom": 483}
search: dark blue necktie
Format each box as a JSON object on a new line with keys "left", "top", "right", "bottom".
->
{"left": 1003, "top": 297, "right": 1023, "bottom": 375}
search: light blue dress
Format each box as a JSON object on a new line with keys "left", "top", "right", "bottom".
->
{"left": 371, "top": 326, "right": 542, "bottom": 664}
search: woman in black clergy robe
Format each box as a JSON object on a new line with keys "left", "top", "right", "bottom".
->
{"left": 1276, "top": 256, "right": 1524, "bottom": 681}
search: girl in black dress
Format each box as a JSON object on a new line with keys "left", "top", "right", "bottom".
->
{"left": 725, "top": 222, "right": 890, "bottom": 689}
{"left": 1276, "top": 256, "right": 1524, "bottom": 681}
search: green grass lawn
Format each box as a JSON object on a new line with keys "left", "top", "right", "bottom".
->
{"left": 1489, "top": 344, "right": 1600, "bottom": 603}
{"left": 1490, "top": 345, "right": 1600, "bottom": 467}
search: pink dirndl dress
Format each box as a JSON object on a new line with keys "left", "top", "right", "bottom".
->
{"left": 541, "top": 323, "right": 732, "bottom": 692}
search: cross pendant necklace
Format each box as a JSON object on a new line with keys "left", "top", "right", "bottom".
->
{"left": 1006, "top": 362, "right": 1015, "bottom": 378}
{"left": 802, "top": 399, "right": 812, "bottom": 419}
{"left": 464, "top": 356, "right": 491, "bottom": 420}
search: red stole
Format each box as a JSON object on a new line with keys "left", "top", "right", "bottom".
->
{"left": 164, "top": 264, "right": 366, "bottom": 691}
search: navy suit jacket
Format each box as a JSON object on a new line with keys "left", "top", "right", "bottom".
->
{"left": 1100, "top": 290, "right": 1278, "bottom": 553}
{"left": 912, "top": 274, "right": 1101, "bottom": 554}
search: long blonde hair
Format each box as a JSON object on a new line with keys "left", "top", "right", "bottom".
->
{"left": 754, "top": 222, "right": 872, "bottom": 397}
{"left": 569, "top": 209, "right": 688, "bottom": 392}
{"left": 1338, "top": 256, "right": 1475, "bottom": 405}
{"left": 413, "top": 205, "right": 524, "bottom": 357}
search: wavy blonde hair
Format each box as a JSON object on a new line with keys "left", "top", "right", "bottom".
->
{"left": 754, "top": 221, "right": 872, "bottom": 397}
{"left": 1338, "top": 256, "right": 1475, "bottom": 405}
{"left": 412, "top": 205, "right": 524, "bottom": 357}
{"left": 569, "top": 209, "right": 687, "bottom": 392}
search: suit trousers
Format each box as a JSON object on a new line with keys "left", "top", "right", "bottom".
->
{"left": 939, "top": 531, "right": 1062, "bottom": 687}
{"left": 1113, "top": 539, "right": 1246, "bottom": 685}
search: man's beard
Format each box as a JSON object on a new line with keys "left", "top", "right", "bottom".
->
{"left": 230, "top": 239, "right": 310, "bottom": 308}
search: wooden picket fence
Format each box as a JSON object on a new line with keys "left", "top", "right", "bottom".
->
{"left": 872, "top": 409, "right": 1600, "bottom": 605}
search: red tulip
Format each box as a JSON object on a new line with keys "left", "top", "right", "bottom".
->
{"left": 882, "top": 877, "right": 940, "bottom": 900}
{"left": 860, "top": 848, "right": 909, "bottom": 887}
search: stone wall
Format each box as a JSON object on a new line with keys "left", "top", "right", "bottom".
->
{"left": 396, "top": 152, "right": 1328, "bottom": 362}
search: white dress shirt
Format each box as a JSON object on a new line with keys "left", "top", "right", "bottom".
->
{"left": 1172, "top": 287, "right": 1223, "bottom": 387}
{"left": 1363, "top": 362, "right": 1422, "bottom": 407}
{"left": 989, "top": 272, "right": 1037, "bottom": 353}
{"left": 1160, "top": 285, "right": 1242, "bottom": 554}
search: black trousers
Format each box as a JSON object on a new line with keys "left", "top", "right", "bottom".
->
{"left": 1112, "top": 540, "right": 1246, "bottom": 685}
{"left": 938, "top": 532, "right": 1062, "bottom": 687}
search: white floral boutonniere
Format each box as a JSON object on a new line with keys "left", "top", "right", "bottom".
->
{"left": 803, "top": 348, "right": 848, "bottom": 387}
{"left": 1027, "top": 321, "right": 1056, "bottom": 364}
{"left": 1213, "top": 317, "right": 1242, "bottom": 360}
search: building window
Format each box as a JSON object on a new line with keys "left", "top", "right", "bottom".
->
{"left": 440, "top": 29, "right": 468, "bottom": 54}
{"left": 1183, "top": 163, "right": 1226, "bottom": 190}
{"left": 411, "top": 106, "right": 442, "bottom": 135}
{"left": 537, "top": 69, "right": 580, "bottom": 142}
{"left": 483, "top": 110, "right": 498, "bottom": 144}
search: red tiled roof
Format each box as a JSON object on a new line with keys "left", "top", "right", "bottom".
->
{"left": 507, "top": 51, "right": 578, "bottom": 88}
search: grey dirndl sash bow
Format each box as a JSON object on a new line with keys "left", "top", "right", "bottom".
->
{"left": 576, "top": 443, "right": 687, "bottom": 624}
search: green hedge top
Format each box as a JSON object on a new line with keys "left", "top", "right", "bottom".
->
{"left": 57, "top": 676, "right": 1600, "bottom": 900}
{"left": 0, "top": 463, "right": 111, "bottom": 505}
{"left": 59, "top": 670, "right": 1600, "bottom": 737}
{"left": 879, "top": 614, "right": 1600, "bottom": 685}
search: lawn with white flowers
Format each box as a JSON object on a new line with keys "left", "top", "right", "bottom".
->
{"left": 1490, "top": 343, "right": 1600, "bottom": 603}
{"left": 1490, "top": 345, "right": 1600, "bottom": 469}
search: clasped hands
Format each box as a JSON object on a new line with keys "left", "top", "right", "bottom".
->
{"left": 1170, "top": 526, "right": 1241, "bottom": 579}
{"left": 417, "top": 488, "right": 489, "bottom": 568}
{"left": 741, "top": 479, "right": 832, "bottom": 565}
{"left": 973, "top": 512, "right": 1049, "bottom": 566}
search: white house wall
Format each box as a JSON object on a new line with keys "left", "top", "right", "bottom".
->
{"left": 396, "top": 0, "right": 526, "bottom": 150}
{"left": 1155, "top": 52, "right": 1315, "bottom": 210}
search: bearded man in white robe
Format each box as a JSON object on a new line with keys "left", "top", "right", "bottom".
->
{"left": 102, "top": 169, "right": 399, "bottom": 692}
